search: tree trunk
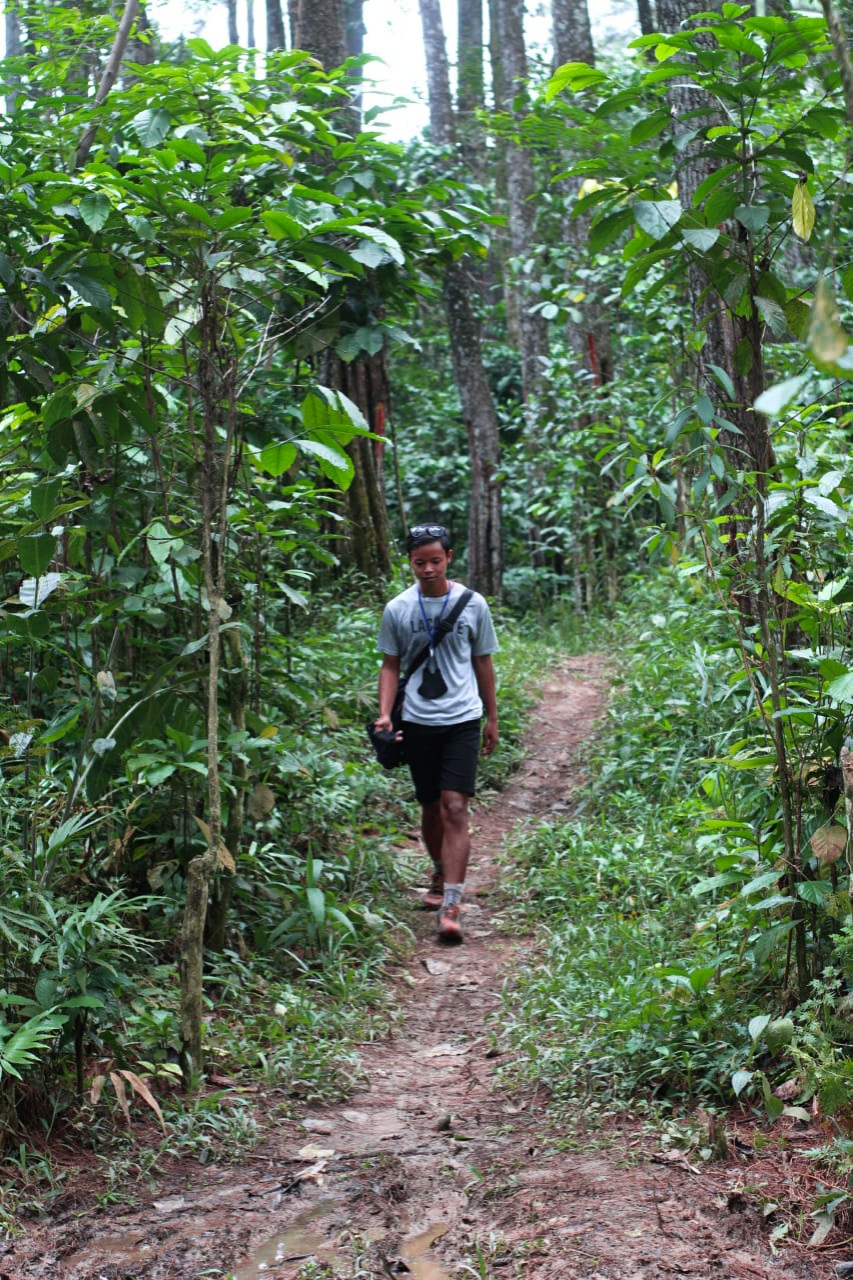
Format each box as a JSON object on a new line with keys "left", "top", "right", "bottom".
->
{"left": 5, "top": 0, "right": 21, "bottom": 113}
{"left": 267, "top": 0, "right": 285, "bottom": 50}
{"left": 420, "top": 0, "right": 456, "bottom": 144}
{"left": 247, "top": 0, "right": 255, "bottom": 47}
{"left": 226, "top": 0, "right": 239, "bottom": 44}
{"left": 637, "top": 0, "right": 655, "bottom": 36}
{"left": 419, "top": 0, "right": 503, "bottom": 597}
{"left": 297, "top": 0, "right": 346, "bottom": 67}
{"left": 75, "top": 0, "right": 140, "bottom": 170}
{"left": 552, "top": 0, "right": 595, "bottom": 67}
{"left": 458, "top": 0, "right": 484, "bottom": 166}
{"left": 491, "top": 0, "right": 550, "bottom": 567}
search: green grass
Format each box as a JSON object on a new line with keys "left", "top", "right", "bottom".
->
{"left": 496, "top": 573, "right": 765, "bottom": 1109}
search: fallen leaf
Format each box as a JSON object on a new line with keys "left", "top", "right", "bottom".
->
{"left": 302, "top": 1118, "right": 334, "bottom": 1134}
{"left": 423, "top": 958, "right": 451, "bottom": 976}
{"left": 421, "top": 1042, "right": 469, "bottom": 1059}
{"left": 297, "top": 1143, "right": 335, "bottom": 1159}
{"left": 341, "top": 1109, "right": 369, "bottom": 1125}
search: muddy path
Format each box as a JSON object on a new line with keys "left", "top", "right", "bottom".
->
{"left": 2, "top": 657, "right": 837, "bottom": 1279}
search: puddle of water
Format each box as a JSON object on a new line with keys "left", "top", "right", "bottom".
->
{"left": 401, "top": 1222, "right": 451, "bottom": 1280}
{"left": 231, "top": 1198, "right": 339, "bottom": 1279}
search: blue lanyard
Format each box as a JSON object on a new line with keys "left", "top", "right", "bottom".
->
{"left": 417, "top": 585, "right": 452, "bottom": 657}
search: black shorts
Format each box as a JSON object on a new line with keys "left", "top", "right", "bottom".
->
{"left": 401, "top": 718, "right": 482, "bottom": 805}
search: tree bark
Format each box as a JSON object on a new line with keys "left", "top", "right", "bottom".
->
{"left": 75, "top": 0, "right": 140, "bottom": 170}
{"left": 227, "top": 0, "right": 239, "bottom": 44}
{"left": 491, "top": 0, "right": 549, "bottom": 422}
{"left": 267, "top": 0, "right": 285, "bottom": 50}
{"left": 5, "top": 0, "right": 21, "bottom": 114}
{"left": 297, "top": 0, "right": 346, "bottom": 67}
{"left": 552, "top": 0, "right": 595, "bottom": 67}
{"left": 419, "top": 0, "right": 503, "bottom": 597}
{"left": 637, "top": 0, "right": 655, "bottom": 36}
{"left": 458, "top": 0, "right": 484, "bottom": 143}
{"left": 420, "top": 0, "right": 456, "bottom": 145}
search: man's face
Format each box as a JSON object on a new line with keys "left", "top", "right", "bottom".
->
{"left": 409, "top": 540, "right": 453, "bottom": 595}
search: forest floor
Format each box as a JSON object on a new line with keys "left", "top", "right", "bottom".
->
{"left": 1, "top": 656, "right": 845, "bottom": 1280}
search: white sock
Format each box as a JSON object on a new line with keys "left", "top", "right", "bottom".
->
{"left": 443, "top": 882, "right": 463, "bottom": 907}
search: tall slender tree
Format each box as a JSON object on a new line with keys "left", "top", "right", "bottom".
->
{"left": 267, "top": 0, "right": 285, "bottom": 50}
{"left": 419, "top": 0, "right": 503, "bottom": 597}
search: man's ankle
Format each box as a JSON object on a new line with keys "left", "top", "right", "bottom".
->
{"left": 442, "top": 882, "right": 463, "bottom": 907}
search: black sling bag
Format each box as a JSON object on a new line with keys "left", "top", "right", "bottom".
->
{"left": 366, "top": 588, "right": 474, "bottom": 770}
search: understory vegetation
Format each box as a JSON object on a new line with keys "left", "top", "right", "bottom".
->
{"left": 502, "top": 571, "right": 853, "bottom": 1164}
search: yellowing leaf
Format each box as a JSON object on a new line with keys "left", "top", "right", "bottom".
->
{"left": 323, "top": 706, "right": 340, "bottom": 730}
{"left": 578, "top": 178, "right": 604, "bottom": 197}
{"left": 810, "top": 825, "right": 847, "bottom": 864}
{"left": 792, "top": 180, "right": 815, "bottom": 242}
{"left": 809, "top": 277, "right": 848, "bottom": 364}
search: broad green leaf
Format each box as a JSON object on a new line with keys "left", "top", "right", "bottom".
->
{"left": 299, "top": 438, "right": 354, "bottom": 490}
{"left": 262, "top": 210, "right": 306, "bottom": 240}
{"left": 65, "top": 273, "right": 111, "bottom": 316}
{"left": 681, "top": 227, "right": 720, "bottom": 252}
{"left": 735, "top": 204, "right": 769, "bottom": 233}
{"left": 129, "top": 109, "right": 171, "bottom": 148}
{"left": 798, "top": 880, "right": 832, "bottom": 905}
{"left": 632, "top": 199, "right": 681, "bottom": 241}
{"left": 256, "top": 441, "right": 297, "bottom": 477}
{"left": 629, "top": 110, "right": 672, "bottom": 144}
{"left": 754, "top": 295, "right": 786, "bottom": 336}
{"left": 79, "top": 192, "right": 111, "bottom": 232}
{"left": 350, "top": 225, "right": 405, "bottom": 266}
{"left": 826, "top": 672, "right": 853, "bottom": 702}
{"left": 18, "top": 533, "right": 56, "bottom": 577}
{"left": 732, "top": 1069, "right": 753, "bottom": 1097}
{"left": 749, "top": 1015, "right": 771, "bottom": 1043}
{"left": 792, "top": 180, "right": 815, "bottom": 242}
{"left": 30, "top": 479, "right": 60, "bottom": 520}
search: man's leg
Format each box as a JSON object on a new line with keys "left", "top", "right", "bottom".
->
{"left": 436, "top": 788, "right": 470, "bottom": 941}
{"left": 438, "top": 789, "right": 470, "bottom": 884}
{"left": 421, "top": 800, "right": 445, "bottom": 908}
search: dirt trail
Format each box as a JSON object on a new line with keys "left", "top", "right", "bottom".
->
{"left": 3, "top": 657, "right": 834, "bottom": 1279}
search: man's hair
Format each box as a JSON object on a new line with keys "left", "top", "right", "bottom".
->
{"left": 406, "top": 523, "right": 451, "bottom": 554}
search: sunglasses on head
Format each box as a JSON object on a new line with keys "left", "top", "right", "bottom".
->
{"left": 408, "top": 524, "right": 448, "bottom": 541}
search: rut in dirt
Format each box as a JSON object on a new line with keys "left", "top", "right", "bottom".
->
{"left": 5, "top": 656, "right": 826, "bottom": 1280}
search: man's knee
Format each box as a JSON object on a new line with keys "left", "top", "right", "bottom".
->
{"left": 440, "top": 789, "right": 468, "bottom": 827}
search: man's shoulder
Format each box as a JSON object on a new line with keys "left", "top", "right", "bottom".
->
{"left": 385, "top": 583, "right": 417, "bottom": 610}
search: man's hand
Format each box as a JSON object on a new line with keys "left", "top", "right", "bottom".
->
{"left": 373, "top": 713, "right": 402, "bottom": 742}
{"left": 481, "top": 716, "right": 498, "bottom": 756}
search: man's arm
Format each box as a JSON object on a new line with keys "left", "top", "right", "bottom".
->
{"left": 473, "top": 654, "right": 498, "bottom": 755}
{"left": 375, "top": 654, "right": 401, "bottom": 734}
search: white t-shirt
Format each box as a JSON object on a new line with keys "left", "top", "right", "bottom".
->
{"left": 377, "top": 582, "right": 498, "bottom": 726}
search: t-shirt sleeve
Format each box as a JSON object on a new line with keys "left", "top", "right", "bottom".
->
{"left": 471, "top": 599, "right": 499, "bottom": 656}
{"left": 377, "top": 602, "right": 402, "bottom": 655}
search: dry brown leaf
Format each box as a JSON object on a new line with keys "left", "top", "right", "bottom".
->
{"left": 109, "top": 1071, "right": 131, "bottom": 1126}
{"left": 247, "top": 782, "right": 275, "bottom": 822}
{"left": 117, "top": 1069, "right": 167, "bottom": 1134}
{"left": 192, "top": 815, "right": 236, "bottom": 872}
{"left": 811, "top": 825, "right": 847, "bottom": 864}
{"left": 90, "top": 1074, "right": 106, "bottom": 1105}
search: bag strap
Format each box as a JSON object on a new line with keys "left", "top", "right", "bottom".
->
{"left": 404, "top": 588, "right": 473, "bottom": 679}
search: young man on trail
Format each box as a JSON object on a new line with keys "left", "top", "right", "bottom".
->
{"left": 374, "top": 524, "right": 499, "bottom": 943}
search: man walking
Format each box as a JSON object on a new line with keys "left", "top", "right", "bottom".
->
{"left": 374, "top": 524, "right": 499, "bottom": 942}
